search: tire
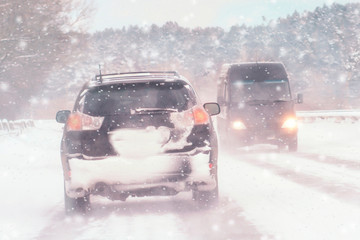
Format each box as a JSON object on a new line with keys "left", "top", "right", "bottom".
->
{"left": 64, "top": 185, "right": 90, "bottom": 214}
{"left": 192, "top": 185, "right": 219, "bottom": 208}
{"left": 193, "top": 135, "right": 219, "bottom": 208}
{"left": 288, "top": 138, "right": 298, "bottom": 152}
{"left": 277, "top": 138, "right": 298, "bottom": 152}
{"left": 192, "top": 170, "right": 219, "bottom": 209}
{"left": 277, "top": 142, "right": 287, "bottom": 151}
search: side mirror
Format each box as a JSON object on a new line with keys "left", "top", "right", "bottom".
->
{"left": 296, "top": 93, "right": 303, "bottom": 104}
{"left": 203, "top": 103, "right": 220, "bottom": 116}
{"left": 56, "top": 110, "right": 71, "bottom": 123}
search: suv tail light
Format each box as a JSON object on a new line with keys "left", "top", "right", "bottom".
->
{"left": 66, "top": 112, "right": 104, "bottom": 131}
{"left": 171, "top": 106, "right": 210, "bottom": 127}
{"left": 184, "top": 106, "right": 210, "bottom": 126}
{"left": 192, "top": 107, "right": 209, "bottom": 125}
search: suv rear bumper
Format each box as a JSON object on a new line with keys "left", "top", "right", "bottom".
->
{"left": 65, "top": 151, "right": 216, "bottom": 199}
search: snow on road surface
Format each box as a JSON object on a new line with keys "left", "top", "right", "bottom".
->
{"left": 0, "top": 119, "right": 359, "bottom": 240}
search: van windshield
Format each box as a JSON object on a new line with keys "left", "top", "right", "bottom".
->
{"left": 228, "top": 64, "right": 288, "bottom": 81}
{"left": 230, "top": 79, "right": 291, "bottom": 103}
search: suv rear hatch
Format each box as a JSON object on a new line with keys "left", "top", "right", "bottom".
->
{"left": 65, "top": 81, "right": 212, "bottom": 158}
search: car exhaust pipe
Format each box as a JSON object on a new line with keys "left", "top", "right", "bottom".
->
{"left": 94, "top": 182, "right": 109, "bottom": 197}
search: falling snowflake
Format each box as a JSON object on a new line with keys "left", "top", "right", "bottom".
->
{"left": 0, "top": 82, "right": 9, "bottom": 91}
{"left": 18, "top": 40, "right": 27, "bottom": 50}
{"left": 15, "top": 16, "right": 23, "bottom": 24}
{"left": 29, "top": 97, "right": 39, "bottom": 105}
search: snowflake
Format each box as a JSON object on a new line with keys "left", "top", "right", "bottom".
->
{"left": 41, "top": 98, "right": 49, "bottom": 105}
{"left": 71, "top": 37, "right": 79, "bottom": 44}
{"left": 0, "top": 82, "right": 9, "bottom": 91}
{"left": 337, "top": 74, "right": 347, "bottom": 84}
{"left": 18, "top": 40, "right": 27, "bottom": 50}
{"left": 205, "top": 60, "right": 214, "bottom": 68}
{"left": 29, "top": 97, "right": 39, "bottom": 105}
{"left": 279, "top": 48, "right": 287, "bottom": 57}
{"left": 212, "top": 224, "right": 219, "bottom": 231}
{"left": 15, "top": 16, "right": 23, "bottom": 24}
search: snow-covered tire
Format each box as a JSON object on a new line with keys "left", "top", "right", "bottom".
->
{"left": 277, "top": 142, "right": 286, "bottom": 151}
{"left": 64, "top": 186, "right": 90, "bottom": 214}
{"left": 288, "top": 139, "right": 298, "bottom": 152}
{"left": 277, "top": 138, "right": 297, "bottom": 152}
{"left": 192, "top": 166, "right": 219, "bottom": 209}
{"left": 192, "top": 185, "right": 219, "bottom": 208}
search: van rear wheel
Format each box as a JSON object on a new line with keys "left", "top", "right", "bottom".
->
{"left": 288, "top": 139, "right": 298, "bottom": 152}
{"left": 278, "top": 138, "right": 298, "bottom": 152}
{"left": 277, "top": 138, "right": 297, "bottom": 152}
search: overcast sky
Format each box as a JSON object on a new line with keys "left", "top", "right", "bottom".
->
{"left": 90, "top": 0, "right": 360, "bottom": 32}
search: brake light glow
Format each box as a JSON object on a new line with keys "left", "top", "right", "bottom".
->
{"left": 66, "top": 112, "right": 104, "bottom": 131}
{"left": 193, "top": 107, "right": 209, "bottom": 125}
{"left": 232, "top": 120, "right": 246, "bottom": 130}
{"left": 67, "top": 114, "right": 82, "bottom": 131}
{"left": 281, "top": 117, "right": 297, "bottom": 129}
{"left": 171, "top": 106, "right": 210, "bottom": 127}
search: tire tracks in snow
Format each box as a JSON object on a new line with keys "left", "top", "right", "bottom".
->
{"left": 294, "top": 152, "right": 360, "bottom": 171}
{"left": 237, "top": 151, "right": 360, "bottom": 207}
{"left": 34, "top": 195, "right": 268, "bottom": 240}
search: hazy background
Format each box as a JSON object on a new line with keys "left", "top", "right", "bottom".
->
{"left": 1, "top": 0, "right": 360, "bottom": 119}
{"left": 91, "top": 0, "right": 360, "bottom": 31}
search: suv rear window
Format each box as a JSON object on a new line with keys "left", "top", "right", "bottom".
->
{"left": 77, "top": 82, "right": 195, "bottom": 116}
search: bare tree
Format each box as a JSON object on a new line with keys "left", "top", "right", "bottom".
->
{"left": 0, "top": 0, "right": 93, "bottom": 119}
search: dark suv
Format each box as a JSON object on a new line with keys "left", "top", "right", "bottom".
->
{"left": 56, "top": 71, "right": 220, "bottom": 213}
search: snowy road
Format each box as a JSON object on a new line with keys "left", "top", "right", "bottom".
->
{"left": 1, "top": 119, "right": 360, "bottom": 240}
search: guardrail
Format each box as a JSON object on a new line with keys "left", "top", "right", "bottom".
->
{"left": 0, "top": 119, "right": 35, "bottom": 136}
{"left": 296, "top": 110, "right": 360, "bottom": 123}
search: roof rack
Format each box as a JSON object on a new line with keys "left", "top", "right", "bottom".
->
{"left": 94, "top": 71, "right": 181, "bottom": 84}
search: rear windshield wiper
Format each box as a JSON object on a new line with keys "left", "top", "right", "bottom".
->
{"left": 130, "top": 108, "right": 178, "bottom": 114}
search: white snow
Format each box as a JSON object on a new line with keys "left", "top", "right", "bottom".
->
{"left": 0, "top": 121, "right": 64, "bottom": 240}
{"left": 0, "top": 118, "right": 360, "bottom": 239}
{"left": 69, "top": 155, "right": 183, "bottom": 187}
{"left": 220, "top": 152, "right": 360, "bottom": 240}
{"left": 109, "top": 127, "right": 170, "bottom": 157}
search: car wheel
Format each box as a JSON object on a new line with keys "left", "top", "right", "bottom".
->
{"left": 64, "top": 185, "right": 90, "bottom": 214}
{"left": 288, "top": 138, "right": 298, "bottom": 152}
{"left": 277, "top": 142, "right": 287, "bottom": 151}
{"left": 192, "top": 169, "right": 219, "bottom": 209}
{"left": 192, "top": 185, "right": 219, "bottom": 208}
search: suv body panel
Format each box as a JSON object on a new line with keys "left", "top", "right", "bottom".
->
{"left": 58, "top": 72, "right": 219, "bottom": 202}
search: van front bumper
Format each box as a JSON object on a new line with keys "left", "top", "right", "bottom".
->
{"left": 227, "top": 127, "right": 297, "bottom": 146}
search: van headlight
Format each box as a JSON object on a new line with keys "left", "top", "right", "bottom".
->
{"left": 281, "top": 117, "right": 297, "bottom": 129}
{"left": 232, "top": 120, "right": 247, "bottom": 130}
